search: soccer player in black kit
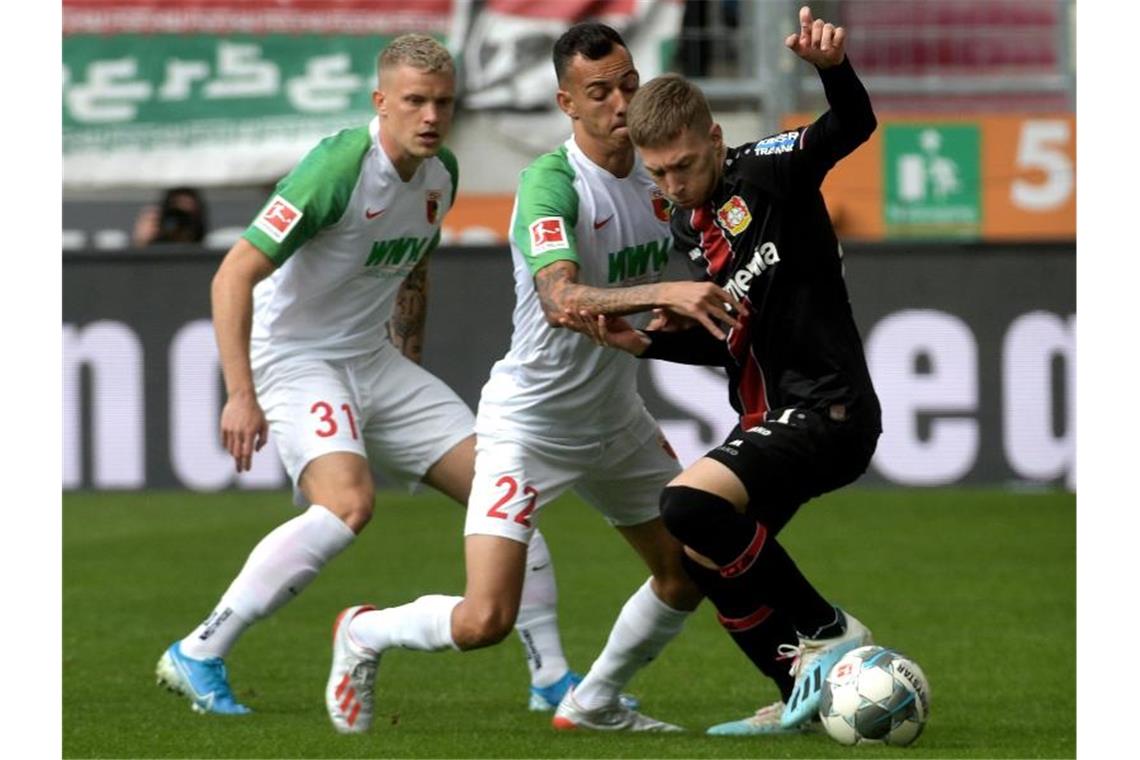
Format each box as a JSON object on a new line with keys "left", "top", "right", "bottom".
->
{"left": 567, "top": 6, "right": 882, "bottom": 736}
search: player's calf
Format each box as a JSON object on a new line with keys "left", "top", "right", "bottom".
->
{"left": 451, "top": 597, "right": 518, "bottom": 650}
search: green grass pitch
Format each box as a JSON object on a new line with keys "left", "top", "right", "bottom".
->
{"left": 63, "top": 487, "right": 1074, "bottom": 758}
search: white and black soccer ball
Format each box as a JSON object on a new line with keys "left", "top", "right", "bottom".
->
{"left": 819, "top": 644, "right": 931, "bottom": 746}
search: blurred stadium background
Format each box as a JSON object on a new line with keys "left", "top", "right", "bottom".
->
{"left": 61, "top": 0, "right": 1076, "bottom": 756}
{"left": 63, "top": 0, "right": 1075, "bottom": 492}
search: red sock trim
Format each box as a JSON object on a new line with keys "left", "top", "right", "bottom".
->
{"left": 717, "top": 605, "right": 774, "bottom": 632}
{"left": 719, "top": 523, "right": 767, "bottom": 578}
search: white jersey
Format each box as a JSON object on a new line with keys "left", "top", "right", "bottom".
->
{"left": 243, "top": 117, "right": 458, "bottom": 370}
{"left": 478, "top": 136, "right": 674, "bottom": 440}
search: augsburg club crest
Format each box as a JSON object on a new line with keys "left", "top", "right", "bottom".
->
{"left": 651, "top": 188, "right": 671, "bottom": 222}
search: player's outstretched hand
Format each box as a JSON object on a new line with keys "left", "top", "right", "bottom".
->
{"left": 660, "top": 281, "right": 747, "bottom": 341}
{"left": 220, "top": 391, "right": 269, "bottom": 473}
{"left": 785, "top": 5, "right": 846, "bottom": 69}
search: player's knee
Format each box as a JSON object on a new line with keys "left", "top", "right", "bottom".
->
{"left": 659, "top": 485, "right": 734, "bottom": 547}
{"left": 453, "top": 601, "right": 517, "bottom": 650}
{"left": 651, "top": 569, "right": 703, "bottom": 611}
{"left": 656, "top": 487, "right": 715, "bottom": 546}
{"left": 323, "top": 486, "right": 375, "bottom": 533}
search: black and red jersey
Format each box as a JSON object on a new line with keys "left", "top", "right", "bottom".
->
{"left": 642, "top": 58, "right": 881, "bottom": 430}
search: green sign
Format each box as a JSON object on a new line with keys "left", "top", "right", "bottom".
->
{"left": 883, "top": 124, "right": 981, "bottom": 239}
{"left": 63, "top": 35, "right": 394, "bottom": 137}
{"left": 62, "top": 34, "right": 408, "bottom": 186}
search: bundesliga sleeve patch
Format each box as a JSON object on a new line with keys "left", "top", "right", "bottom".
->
{"left": 254, "top": 195, "right": 304, "bottom": 243}
{"left": 527, "top": 216, "right": 570, "bottom": 256}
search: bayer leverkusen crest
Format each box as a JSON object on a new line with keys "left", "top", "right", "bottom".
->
{"left": 426, "top": 191, "right": 441, "bottom": 224}
{"left": 717, "top": 195, "right": 752, "bottom": 236}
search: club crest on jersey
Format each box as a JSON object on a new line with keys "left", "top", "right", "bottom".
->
{"left": 651, "top": 188, "right": 671, "bottom": 222}
{"left": 528, "top": 216, "right": 569, "bottom": 256}
{"left": 255, "top": 195, "right": 303, "bottom": 243}
{"left": 717, "top": 195, "right": 752, "bottom": 236}
{"left": 425, "top": 191, "right": 441, "bottom": 224}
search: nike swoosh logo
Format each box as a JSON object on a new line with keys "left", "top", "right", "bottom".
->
{"left": 529, "top": 563, "right": 550, "bottom": 572}
{"left": 593, "top": 215, "right": 613, "bottom": 230}
{"left": 365, "top": 207, "right": 386, "bottom": 220}
{"left": 172, "top": 657, "right": 214, "bottom": 703}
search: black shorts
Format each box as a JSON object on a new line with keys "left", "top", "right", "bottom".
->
{"left": 704, "top": 405, "right": 879, "bottom": 535}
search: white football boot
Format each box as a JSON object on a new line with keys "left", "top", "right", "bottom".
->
{"left": 552, "top": 686, "right": 683, "bottom": 732}
{"left": 325, "top": 605, "right": 379, "bottom": 734}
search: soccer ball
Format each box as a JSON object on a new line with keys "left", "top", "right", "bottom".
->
{"left": 819, "top": 645, "right": 931, "bottom": 746}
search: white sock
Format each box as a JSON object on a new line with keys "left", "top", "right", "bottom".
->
{"left": 572, "top": 578, "right": 691, "bottom": 711}
{"left": 515, "top": 529, "right": 570, "bottom": 688}
{"left": 348, "top": 595, "right": 461, "bottom": 653}
{"left": 180, "top": 504, "right": 355, "bottom": 660}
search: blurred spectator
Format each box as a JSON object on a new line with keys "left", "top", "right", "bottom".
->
{"left": 677, "top": 0, "right": 712, "bottom": 75}
{"left": 676, "top": 0, "right": 740, "bottom": 77}
{"left": 132, "top": 187, "right": 208, "bottom": 246}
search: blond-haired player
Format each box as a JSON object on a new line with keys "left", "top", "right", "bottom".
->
{"left": 156, "top": 34, "right": 579, "bottom": 717}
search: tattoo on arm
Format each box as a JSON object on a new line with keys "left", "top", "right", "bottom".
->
{"left": 533, "top": 260, "right": 663, "bottom": 324}
{"left": 388, "top": 257, "right": 429, "bottom": 363}
{"left": 534, "top": 260, "right": 578, "bottom": 321}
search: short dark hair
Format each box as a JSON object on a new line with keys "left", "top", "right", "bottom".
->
{"left": 628, "top": 74, "right": 713, "bottom": 149}
{"left": 553, "top": 23, "right": 627, "bottom": 85}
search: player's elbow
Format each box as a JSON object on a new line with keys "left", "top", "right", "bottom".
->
{"left": 855, "top": 109, "right": 877, "bottom": 144}
{"left": 863, "top": 111, "right": 878, "bottom": 141}
{"left": 210, "top": 264, "right": 236, "bottom": 307}
{"left": 541, "top": 306, "right": 565, "bottom": 329}
{"left": 539, "top": 294, "right": 576, "bottom": 329}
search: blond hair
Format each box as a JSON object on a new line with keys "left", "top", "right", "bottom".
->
{"left": 377, "top": 34, "right": 454, "bottom": 78}
{"left": 627, "top": 74, "right": 713, "bottom": 148}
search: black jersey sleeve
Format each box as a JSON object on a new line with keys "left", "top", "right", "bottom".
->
{"left": 640, "top": 327, "right": 731, "bottom": 366}
{"left": 734, "top": 57, "right": 876, "bottom": 195}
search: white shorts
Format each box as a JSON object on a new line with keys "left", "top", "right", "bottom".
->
{"left": 255, "top": 345, "right": 474, "bottom": 506}
{"left": 464, "top": 407, "right": 681, "bottom": 544}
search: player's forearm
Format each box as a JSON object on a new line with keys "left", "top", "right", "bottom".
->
{"left": 817, "top": 57, "right": 876, "bottom": 156}
{"left": 534, "top": 261, "right": 666, "bottom": 325}
{"left": 211, "top": 270, "right": 257, "bottom": 398}
{"left": 388, "top": 260, "right": 428, "bottom": 363}
{"left": 560, "top": 281, "right": 666, "bottom": 317}
{"left": 640, "top": 327, "right": 730, "bottom": 366}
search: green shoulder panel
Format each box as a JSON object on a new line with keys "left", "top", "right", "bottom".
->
{"left": 436, "top": 146, "right": 460, "bottom": 209}
{"left": 512, "top": 145, "right": 580, "bottom": 275}
{"left": 242, "top": 125, "right": 372, "bottom": 264}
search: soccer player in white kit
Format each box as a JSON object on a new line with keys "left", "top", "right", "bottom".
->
{"left": 155, "top": 34, "right": 580, "bottom": 717}
{"left": 324, "top": 24, "right": 743, "bottom": 734}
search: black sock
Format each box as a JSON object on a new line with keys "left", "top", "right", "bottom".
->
{"left": 752, "top": 538, "right": 837, "bottom": 636}
{"left": 680, "top": 553, "right": 796, "bottom": 700}
{"left": 661, "top": 485, "right": 838, "bottom": 646}
{"left": 798, "top": 605, "right": 846, "bottom": 640}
